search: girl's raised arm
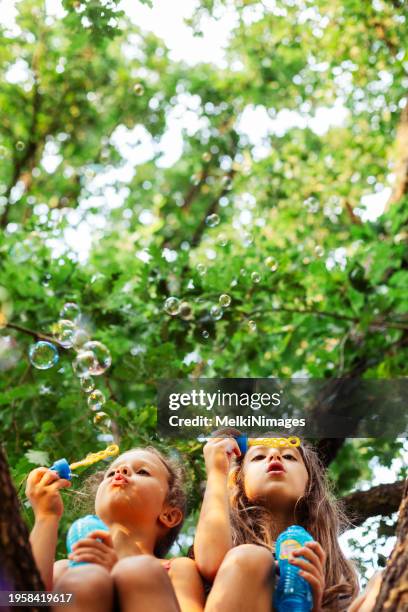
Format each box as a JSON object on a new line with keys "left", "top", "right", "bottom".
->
{"left": 193, "top": 438, "right": 240, "bottom": 582}
{"left": 25, "top": 467, "right": 71, "bottom": 590}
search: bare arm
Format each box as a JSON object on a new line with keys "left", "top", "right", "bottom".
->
{"left": 193, "top": 438, "right": 240, "bottom": 582}
{"left": 25, "top": 467, "right": 71, "bottom": 590}
{"left": 169, "top": 557, "right": 205, "bottom": 612}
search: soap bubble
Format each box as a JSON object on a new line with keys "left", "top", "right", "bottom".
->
{"left": 219, "top": 294, "right": 231, "bottom": 307}
{"left": 72, "top": 328, "right": 90, "bottom": 351}
{"left": 16, "top": 141, "right": 25, "bottom": 151}
{"left": 251, "top": 272, "right": 261, "bottom": 283}
{"left": 315, "top": 246, "right": 324, "bottom": 257}
{"left": 73, "top": 351, "right": 95, "bottom": 377}
{"left": 133, "top": 83, "right": 145, "bottom": 96}
{"left": 265, "top": 256, "right": 278, "bottom": 272}
{"left": 164, "top": 297, "right": 180, "bottom": 316}
{"left": 0, "top": 286, "right": 13, "bottom": 328}
{"left": 10, "top": 242, "right": 31, "bottom": 263}
{"left": 93, "top": 411, "right": 111, "bottom": 427}
{"left": 0, "top": 336, "right": 20, "bottom": 371}
{"left": 205, "top": 213, "right": 220, "bottom": 228}
{"left": 217, "top": 233, "right": 228, "bottom": 247}
{"left": 53, "top": 319, "right": 76, "bottom": 348}
{"left": 210, "top": 305, "right": 223, "bottom": 320}
{"left": 202, "top": 330, "right": 209, "bottom": 339}
{"left": 80, "top": 341, "right": 112, "bottom": 376}
{"left": 80, "top": 375, "right": 95, "bottom": 393}
{"left": 179, "top": 301, "right": 193, "bottom": 320}
{"left": 202, "top": 152, "right": 211, "bottom": 162}
{"left": 29, "top": 341, "right": 59, "bottom": 370}
{"left": 221, "top": 176, "right": 232, "bottom": 190}
{"left": 88, "top": 390, "right": 106, "bottom": 411}
{"left": 247, "top": 320, "right": 257, "bottom": 332}
{"left": 60, "top": 302, "right": 81, "bottom": 321}
{"left": 197, "top": 263, "right": 206, "bottom": 275}
{"left": 191, "top": 173, "right": 201, "bottom": 186}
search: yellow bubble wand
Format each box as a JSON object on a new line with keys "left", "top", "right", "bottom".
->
{"left": 49, "top": 444, "right": 119, "bottom": 480}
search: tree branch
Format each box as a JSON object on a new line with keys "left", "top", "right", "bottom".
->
{"left": 341, "top": 479, "right": 406, "bottom": 528}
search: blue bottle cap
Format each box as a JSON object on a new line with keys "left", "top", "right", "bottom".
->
{"left": 49, "top": 458, "right": 72, "bottom": 480}
{"left": 235, "top": 435, "right": 248, "bottom": 454}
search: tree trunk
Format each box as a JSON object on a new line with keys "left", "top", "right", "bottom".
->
{"left": 341, "top": 479, "right": 406, "bottom": 527}
{"left": 373, "top": 478, "right": 408, "bottom": 611}
{"left": 0, "top": 445, "right": 48, "bottom": 612}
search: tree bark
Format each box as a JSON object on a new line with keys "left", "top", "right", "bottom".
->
{"left": 0, "top": 445, "right": 48, "bottom": 612}
{"left": 341, "top": 479, "right": 406, "bottom": 527}
{"left": 373, "top": 478, "right": 408, "bottom": 611}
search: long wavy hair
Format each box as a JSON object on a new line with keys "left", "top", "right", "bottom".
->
{"left": 225, "top": 431, "right": 359, "bottom": 609}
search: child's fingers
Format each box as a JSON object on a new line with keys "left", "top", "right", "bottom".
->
{"left": 40, "top": 469, "right": 60, "bottom": 487}
{"left": 88, "top": 531, "right": 113, "bottom": 547}
{"left": 292, "top": 545, "right": 324, "bottom": 574}
{"left": 26, "top": 467, "right": 48, "bottom": 487}
{"left": 289, "top": 557, "right": 321, "bottom": 581}
{"left": 298, "top": 570, "right": 323, "bottom": 603}
{"left": 69, "top": 550, "right": 106, "bottom": 564}
{"left": 49, "top": 478, "right": 71, "bottom": 492}
{"left": 305, "top": 541, "right": 326, "bottom": 566}
{"left": 72, "top": 538, "right": 110, "bottom": 553}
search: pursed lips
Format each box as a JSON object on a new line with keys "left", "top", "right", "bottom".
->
{"left": 267, "top": 461, "right": 286, "bottom": 475}
{"left": 111, "top": 474, "right": 129, "bottom": 486}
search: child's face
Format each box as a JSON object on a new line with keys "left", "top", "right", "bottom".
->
{"left": 95, "top": 449, "right": 171, "bottom": 527}
{"left": 242, "top": 444, "right": 308, "bottom": 512}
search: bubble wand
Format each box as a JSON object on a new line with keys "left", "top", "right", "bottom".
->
{"left": 233, "top": 435, "right": 300, "bottom": 454}
{"left": 49, "top": 444, "right": 119, "bottom": 480}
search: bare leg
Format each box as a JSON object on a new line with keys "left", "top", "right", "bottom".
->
{"left": 205, "top": 544, "right": 275, "bottom": 612}
{"left": 53, "top": 564, "right": 113, "bottom": 612}
{"left": 112, "top": 555, "right": 181, "bottom": 612}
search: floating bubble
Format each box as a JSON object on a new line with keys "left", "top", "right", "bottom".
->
{"left": 265, "top": 256, "right": 278, "bottom": 272}
{"left": 315, "top": 246, "right": 324, "bottom": 257}
{"left": 29, "top": 341, "right": 59, "bottom": 370}
{"left": 217, "top": 233, "right": 228, "bottom": 247}
{"left": 202, "top": 330, "right": 210, "bottom": 339}
{"left": 240, "top": 268, "right": 247, "bottom": 277}
{"left": 202, "top": 152, "right": 212, "bottom": 162}
{"left": 10, "top": 241, "right": 31, "bottom": 263}
{"left": 164, "top": 297, "right": 180, "bottom": 316}
{"left": 179, "top": 301, "right": 193, "bottom": 320}
{"left": 88, "top": 390, "right": 106, "bottom": 411}
{"left": 53, "top": 319, "right": 76, "bottom": 348}
{"left": 219, "top": 294, "right": 231, "bottom": 307}
{"left": 73, "top": 351, "right": 95, "bottom": 377}
{"left": 247, "top": 320, "right": 257, "bottom": 332}
{"left": 80, "top": 341, "right": 112, "bottom": 375}
{"left": 133, "top": 83, "right": 145, "bottom": 96}
{"left": 72, "top": 328, "right": 90, "bottom": 351}
{"left": 80, "top": 375, "right": 95, "bottom": 393}
{"left": 16, "top": 141, "right": 25, "bottom": 151}
{"left": 197, "top": 263, "right": 207, "bottom": 275}
{"left": 221, "top": 176, "right": 232, "bottom": 191}
{"left": 191, "top": 173, "right": 201, "bottom": 186}
{"left": 242, "top": 233, "right": 253, "bottom": 247}
{"left": 205, "top": 213, "right": 220, "bottom": 228}
{"left": 210, "top": 305, "right": 223, "bottom": 320}
{"left": 60, "top": 302, "right": 81, "bottom": 321}
{"left": 93, "top": 411, "right": 111, "bottom": 427}
{"left": 251, "top": 272, "right": 261, "bottom": 283}
{"left": 0, "top": 336, "right": 20, "bottom": 371}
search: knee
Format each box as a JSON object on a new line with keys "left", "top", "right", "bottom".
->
{"left": 221, "top": 544, "right": 274, "bottom": 578}
{"left": 112, "top": 555, "right": 168, "bottom": 592}
{"left": 55, "top": 564, "right": 113, "bottom": 602}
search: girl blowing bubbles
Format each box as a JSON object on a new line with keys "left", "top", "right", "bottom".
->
{"left": 194, "top": 433, "right": 359, "bottom": 612}
{"left": 26, "top": 447, "right": 205, "bottom": 612}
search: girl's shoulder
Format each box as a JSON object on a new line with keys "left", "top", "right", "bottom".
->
{"left": 53, "top": 559, "right": 70, "bottom": 584}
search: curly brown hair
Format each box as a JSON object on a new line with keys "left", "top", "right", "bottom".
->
{"left": 73, "top": 446, "right": 187, "bottom": 557}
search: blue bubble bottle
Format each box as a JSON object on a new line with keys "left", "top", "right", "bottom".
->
{"left": 66, "top": 515, "right": 109, "bottom": 567}
{"left": 274, "top": 525, "right": 314, "bottom": 612}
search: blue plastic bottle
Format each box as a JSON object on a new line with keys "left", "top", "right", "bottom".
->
{"left": 66, "top": 515, "right": 109, "bottom": 567}
{"left": 274, "top": 525, "right": 314, "bottom": 612}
